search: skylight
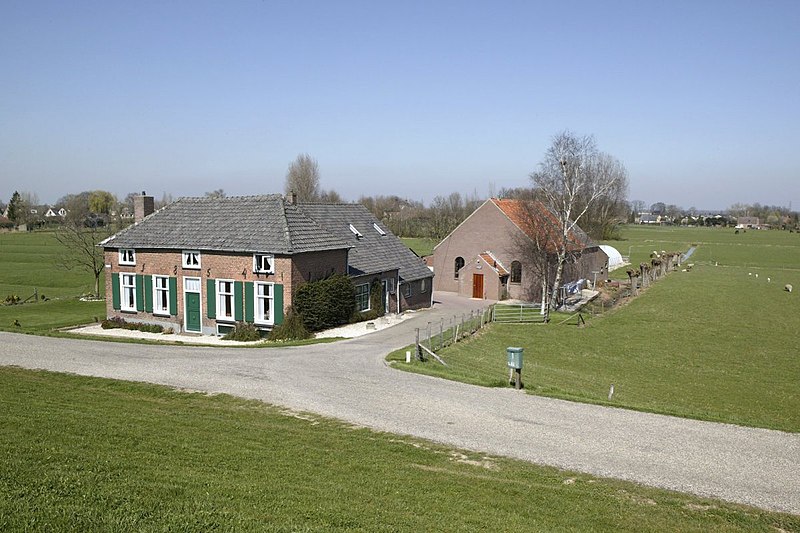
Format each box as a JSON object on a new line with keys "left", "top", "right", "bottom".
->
{"left": 373, "top": 223, "right": 386, "bottom": 236}
{"left": 349, "top": 224, "right": 363, "bottom": 239}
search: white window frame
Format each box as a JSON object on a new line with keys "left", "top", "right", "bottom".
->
{"left": 119, "top": 249, "right": 136, "bottom": 266}
{"left": 153, "top": 275, "right": 170, "bottom": 316}
{"left": 404, "top": 283, "right": 411, "bottom": 298}
{"left": 216, "top": 279, "right": 235, "bottom": 322}
{"left": 254, "top": 282, "right": 274, "bottom": 325}
{"left": 121, "top": 273, "right": 136, "bottom": 312}
{"left": 182, "top": 250, "right": 201, "bottom": 269}
{"left": 355, "top": 283, "right": 370, "bottom": 312}
{"left": 253, "top": 253, "right": 275, "bottom": 274}
{"left": 420, "top": 278, "right": 427, "bottom": 293}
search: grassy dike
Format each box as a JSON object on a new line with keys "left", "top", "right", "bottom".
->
{"left": 1, "top": 367, "right": 797, "bottom": 532}
{"left": 390, "top": 226, "right": 800, "bottom": 432}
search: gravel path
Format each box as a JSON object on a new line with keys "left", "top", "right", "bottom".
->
{"left": 1, "top": 293, "right": 798, "bottom": 515}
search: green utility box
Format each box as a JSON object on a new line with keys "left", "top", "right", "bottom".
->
{"left": 506, "top": 347, "right": 524, "bottom": 370}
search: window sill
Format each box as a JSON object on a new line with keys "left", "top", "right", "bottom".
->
{"left": 153, "top": 312, "right": 171, "bottom": 317}
{"left": 216, "top": 317, "right": 235, "bottom": 323}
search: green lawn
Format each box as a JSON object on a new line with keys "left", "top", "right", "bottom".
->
{"left": 0, "top": 231, "right": 105, "bottom": 334}
{"left": 401, "top": 237, "right": 437, "bottom": 257}
{"left": 1, "top": 367, "right": 796, "bottom": 532}
{"left": 391, "top": 226, "right": 800, "bottom": 432}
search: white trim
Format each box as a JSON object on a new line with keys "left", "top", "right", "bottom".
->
{"left": 216, "top": 279, "right": 235, "bottom": 322}
{"left": 152, "top": 275, "right": 170, "bottom": 316}
{"left": 120, "top": 273, "right": 137, "bottom": 312}
{"left": 253, "top": 281, "right": 275, "bottom": 325}
{"left": 119, "top": 249, "right": 136, "bottom": 266}
{"left": 182, "top": 250, "right": 201, "bottom": 269}
{"left": 183, "top": 276, "right": 202, "bottom": 333}
{"left": 253, "top": 253, "right": 275, "bottom": 274}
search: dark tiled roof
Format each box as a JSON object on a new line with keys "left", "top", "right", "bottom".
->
{"left": 298, "top": 203, "right": 433, "bottom": 283}
{"left": 101, "top": 195, "right": 350, "bottom": 254}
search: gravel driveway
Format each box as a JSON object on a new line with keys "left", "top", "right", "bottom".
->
{"left": 1, "top": 292, "right": 798, "bottom": 515}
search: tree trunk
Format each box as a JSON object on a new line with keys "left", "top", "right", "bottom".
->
{"left": 94, "top": 273, "right": 101, "bottom": 298}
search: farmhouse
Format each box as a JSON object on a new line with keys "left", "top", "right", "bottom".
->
{"left": 101, "top": 193, "right": 432, "bottom": 336}
{"left": 432, "top": 198, "right": 607, "bottom": 302}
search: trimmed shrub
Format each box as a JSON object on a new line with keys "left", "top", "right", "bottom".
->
{"left": 293, "top": 274, "right": 356, "bottom": 332}
{"left": 268, "top": 308, "right": 311, "bottom": 341}
{"left": 223, "top": 322, "right": 262, "bottom": 342}
{"left": 101, "top": 316, "right": 163, "bottom": 333}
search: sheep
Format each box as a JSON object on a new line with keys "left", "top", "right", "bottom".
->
{"left": 786, "top": 284, "right": 793, "bottom": 293}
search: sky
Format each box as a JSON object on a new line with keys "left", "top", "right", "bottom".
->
{"left": 1, "top": 0, "right": 799, "bottom": 211}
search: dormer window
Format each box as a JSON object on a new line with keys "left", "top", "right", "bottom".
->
{"left": 119, "top": 249, "right": 136, "bottom": 266}
{"left": 182, "top": 251, "right": 201, "bottom": 269}
{"left": 373, "top": 223, "right": 386, "bottom": 236}
{"left": 254, "top": 253, "right": 274, "bottom": 274}
{"left": 349, "top": 224, "right": 363, "bottom": 239}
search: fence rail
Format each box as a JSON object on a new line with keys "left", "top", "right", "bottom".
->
{"left": 415, "top": 307, "right": 493, "bottom": 362}
{"left": 492, "top": 303, "right": 546, "bottom": 323}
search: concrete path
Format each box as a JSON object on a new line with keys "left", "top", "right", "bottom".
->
{"left": 1, "top": 293, "right": 798, "bottom": 515}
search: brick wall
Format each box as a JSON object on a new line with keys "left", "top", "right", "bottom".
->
{"left": 432, "top": 201, "right": 523, "bottom": 296}
{"left": 105, "top": 247, "right": 348, "bottom": 334}
{"left": 399, "top": 276, "right": 433, "bottom": 311}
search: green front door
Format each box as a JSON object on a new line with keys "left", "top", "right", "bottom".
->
{"left": 185, "top": 292, "right": 201, "bottom": 332}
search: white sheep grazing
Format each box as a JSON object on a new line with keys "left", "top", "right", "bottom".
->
{"left": 755, "top": 273, "right": 759, "bottom": 278}
{"left": 768, "top": 277, "right": 771, "bottom": 283}
{"left": 786, "top": 284, "right": 793, "bottom": 293}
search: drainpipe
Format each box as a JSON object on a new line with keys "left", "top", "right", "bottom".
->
{"left": 397, "top": 274, "right": 401, "bottom": 314}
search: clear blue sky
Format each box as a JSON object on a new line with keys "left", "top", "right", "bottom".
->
{"left": 2, "top": 0, "right": 798, "bottom": 210}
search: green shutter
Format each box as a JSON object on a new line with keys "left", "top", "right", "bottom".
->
{"left": 111, "top": 273, "right": 120, "bottom": 310}
{"left": 135, "top": 275, "right": 145, "bottom": 312}
{"left": 274, "top": 284, "right": 284, "bottom": 325}
{"left": 234, "top": 281, "right": 244, "bottom": 321}
{"left": 144, "top": 275, "right": 153, "bottom": 313}
{"left": 244, "top": 282, "right": 254, "bottom": 323}
{"left": 169, "top": 277, "right": 178, "bottom": 316}
{"left": 207, "top": 279, "right": 216, "bottom": 319}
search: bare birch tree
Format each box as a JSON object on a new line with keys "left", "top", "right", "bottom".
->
{"left": 530, "top": 131, "right": 623, "bottom": 312}
{"left": 54, "top": 221, "right": 111, "bottom": 297}
{"left": 285, "top": 153, "right": 321, "bottom": 202}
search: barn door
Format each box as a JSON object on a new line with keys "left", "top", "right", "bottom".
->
{"left": 472, "top": 274, "right": 484, "bottom": 299}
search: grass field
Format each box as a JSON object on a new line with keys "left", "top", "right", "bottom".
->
{"left": 401, "top": 237, "right": 437, "bottom": 257}
{"left": 0, "top": 231, "right": 106, "bottom": 334}
{"left": 1, "top": 367, "right": 796, "bottom": 532}
{"left": 390, "top": 226, "right": 800, "bottom": 433}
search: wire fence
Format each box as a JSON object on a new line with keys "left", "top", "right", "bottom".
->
{"left": 415, "top": 307, "right": 493, "bottom": 361}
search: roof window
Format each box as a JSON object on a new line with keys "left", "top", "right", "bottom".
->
{"left": 349, "top": 224, "right": 363, "bottom": 239}
{"left": 373, "top": 223, "right": 386, "bottom": 236}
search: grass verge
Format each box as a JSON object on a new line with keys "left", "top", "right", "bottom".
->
{"left": 1, "top": 367, "right": 796, "bottom": 532}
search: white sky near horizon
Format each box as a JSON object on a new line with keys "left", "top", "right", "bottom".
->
{"left": 1, "top": 1, "right": 798, "bottom": 211}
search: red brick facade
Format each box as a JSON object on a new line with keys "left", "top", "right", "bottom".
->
{"left": 433, "top": 199, "right": 608, "bottom": 302}
{"left": 105, "top": 248, "right": 348, "bottom": 334}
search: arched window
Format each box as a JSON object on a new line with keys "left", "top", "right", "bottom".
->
{"left": 510, "top": 261, "right": 522, "bottom": 283}
{"left": 454, "top": 257, "right": 465, "bottom": 279}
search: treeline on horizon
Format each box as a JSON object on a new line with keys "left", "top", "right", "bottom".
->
{"left": 2, "top": 188, "right": 798, "bottom": 241}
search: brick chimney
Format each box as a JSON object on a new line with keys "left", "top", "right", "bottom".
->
{"left": 134, "top": 191, "right": 154, "bottom": 223}
{"left": 287, "top": 190, "right": 297, "bottom": 205}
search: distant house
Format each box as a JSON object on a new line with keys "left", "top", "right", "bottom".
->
{"left": 100, "top": 193, "right": 432, "bottom": 336}
{"left": 432, "top": 198, "right": 607, "bottom": 302}
{"left": 637, "top": 213, "right": 660, "bottom": 224}
{"left": 44, "top": 206, "right": 67, "bottom": 219}
{"left": 736, "top": 217, "right": 760, "bottom": 229}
